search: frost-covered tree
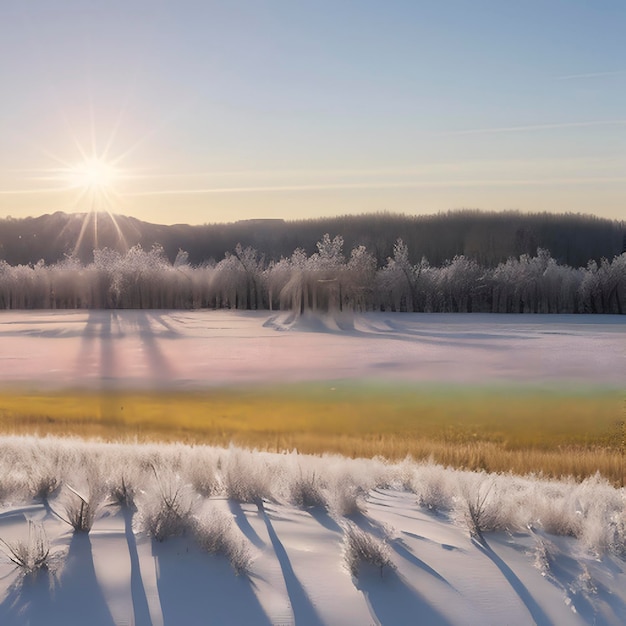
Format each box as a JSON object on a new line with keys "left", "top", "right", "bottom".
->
{"left": 377, "top": 239, "right": 421, "bottom": 312}
{"left": 0, "top": 237, "right": 623, "bottom": 314}
{"left": 344, "top": 245, "right": 377, "bottom": 311}
{"left": 234, "top": 244, "right": 265, "bottom": 310}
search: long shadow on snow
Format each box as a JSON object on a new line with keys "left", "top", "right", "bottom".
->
{"left": 123, "top": 508, "right": 152, "bottom": 626}
{"left": 147, "top": 312, "right": 181, "bottom": 338}
{"left": 474, "top": 537, "right": 553, "bottom": 626}
{"left": 350, "top": 511, "right": 453, "bottom": 589}
{"left": 0, "top": 533, "right": 115, "bottom": 626}
{"left": 228, "top": 500, "right": 265, "bottom": 548}
{"left": 269, "top": 312, "right": 511, "bottom": 352}
{"left": 308, "top": 506, "right": 342, "bottom": 533}
{"left": 74, "top": 310, "right": 118, "bottom": 384}
{"left": 154, "top": 536, "right": 271, "bottom": 626}
{"left": 539, "top": 540, "right": 626, "bottom": 625}
{"left": 134, "top": 311, "right": 176, "bottom": 383}
{"left": 357, "top": 567, "right": 453, "bottom": 626}
{"left": 258, "top": 502, "right": 325, "bottom": 626}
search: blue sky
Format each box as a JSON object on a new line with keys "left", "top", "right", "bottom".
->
{"left": 0, "top": 0, "right": 624, "bottom": 224}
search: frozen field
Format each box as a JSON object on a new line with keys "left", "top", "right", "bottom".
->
{"left": 0, "top": 310, "right": 624, "bottom": 390}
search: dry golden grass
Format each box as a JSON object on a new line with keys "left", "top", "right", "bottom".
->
{"left": 0, "top": 383, "right": 623, "bottom": 485}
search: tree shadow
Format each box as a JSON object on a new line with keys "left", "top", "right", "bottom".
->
{"left": 133, "top": 311, "right": 176, "bottom": 383}
{"left": 475, "top": 538, "right": 553, "bottom": 626}
{"left": 74, "top": 310, "right": 118, "bottom": 383}
{"left": 228, "top": 500, "right": 265, "bottom": 549}
{"left": 308, "top": 506, "right": 342, "bottom": 533}
{"left": 153, "top": 536, "right": 271, "bottom": 626}
{"left": 147, "top": 312, "right": 181, "bottom": 338}
{"left": 356, "top": 567, "right": 453, "bottom": 626}
{"left": 122, "top": 507, "right": 152, "bottom": 626}
{"left": 258, "top": 503, "right": 325, "bottom": 626}
{"left": 0, "top": 533, "right": 115, "bottom": 626}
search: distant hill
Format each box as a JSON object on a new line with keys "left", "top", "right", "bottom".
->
{"left": 0, "top": 210, "right": 623, "bottom": 268}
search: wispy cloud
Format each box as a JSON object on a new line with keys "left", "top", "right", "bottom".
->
{"left": 123, "top": 176, "right": 626, "bottom": 196}
{"left": 442, "top": 120, "right": 626, "bottom": 136}
{"left": 557, "top": 70, "right": 625, "bottom": 80}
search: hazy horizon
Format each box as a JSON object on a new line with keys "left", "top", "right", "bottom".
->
{"left": 1, "top": 1, "right": 624, "bottom": 225}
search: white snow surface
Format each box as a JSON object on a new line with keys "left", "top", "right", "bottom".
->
{"left": 0, "top": 309, "right": 624, "bottom": 389}
{"left": 0, "top": 437, "right": 624, "bottom": 626}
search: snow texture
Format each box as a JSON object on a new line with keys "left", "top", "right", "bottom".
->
{"left": 0, "top": 310, "right": 624, "bottom": 389}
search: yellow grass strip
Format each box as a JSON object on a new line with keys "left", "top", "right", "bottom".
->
{"left": 0, "top": 383, "right": 623, "bottom": 484}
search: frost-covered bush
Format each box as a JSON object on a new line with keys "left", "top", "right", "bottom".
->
{"left": 409, "top": 461, "right": 456, "bottom": 513}
{"left": 531, "top": 535, "right": 555, "bottom": 576}
{"left": 328, "top": 478, "right": 367, "bottom": 517}
{"left": 108, "top": 473, "right": 139, "bottom": 509}
{"left": 289, "top": 470, "right": 328, "bottom": 509}
{"left": 342, "top": 521, "right": 393, "bottom": 578}
{"left": 324, "top": 457, "right": 387, "bottom": 516}
{"left": 221, "top": 447, "right": 272, "bottom": 504}
{"left": 0, "top": 521, "right": 51, "bottom": 576}
{"left": 49, "top": 450, "right": 108, "bottom": 533}
{"left": 182, "top": 447, "right": 220, "bottom": 497}
{"left": 57, "top": 482, "right": 106, "bottom": 533}
{"left": 192, "top": 507, "right": 252, "bottom": 575}
{"left": 0, "top": 436, "right": 624, "bottom": 559}
{"left": 137, "top": 468, "right": 197, "bottom": 541}
{"left": 458, "top": 475, "right": 517, "bottom": 541}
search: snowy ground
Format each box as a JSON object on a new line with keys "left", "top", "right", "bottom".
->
{"left": 0, "top": 310, "right": 624, "bottom": 389}
{"left": 0, "top": 310, "right": 624, "bottom": 625}
{"left": 0, "top": 437, "right": 624, "bottom": 626}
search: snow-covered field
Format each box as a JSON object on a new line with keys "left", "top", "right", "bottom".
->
{"left": 0, "top": 437, "right": 624, "bottom": 626}
{"left": 0, "top": 310, "right": 624, "bottom": 389}
{"left": 0, "top": 310, "right": 624, "bottom": 625}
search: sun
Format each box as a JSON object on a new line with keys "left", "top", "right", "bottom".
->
{"left": 66, "top": 158, "right": 119, "bottom": 193}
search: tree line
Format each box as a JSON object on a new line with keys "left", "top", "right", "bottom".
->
{"left": 1, "top": 236, "right": 624, "bottom": 314}
{"left": 1, "top": 209, "right": 624, "bottom": 269}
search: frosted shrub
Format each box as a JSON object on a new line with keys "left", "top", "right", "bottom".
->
{"left": 221, "top": 448, "right": 272, "bottom": 504}
{"left": 192, "top": 508, "right": 252, "bottom": 575}
{"left": 25, "top": 446, "right": 65, "bottom": 501}
{"left": 325, "top": 459, "right": 381, "bottom": 516}
{"left": 531, "top": 487, "right": 582, "bottom": 538}
{"left": 573, "top": 474, "right": 625, "bottom": 554}
{"left": 100, "top": 449, "right": 143, "bottom": 509}
{"left": 109, "top": 474, "right": 139, "bottom": 509}
{"left": 50, "top": 453, "right": 108, "bottom": 533}
{"left": 411, "top": 462, "right": 456, "bottom": 513}
{"left": 342, "top": 521, "right": 393, "bottom": 578}
{"left": 57, "top": 482, "right": 106, "bottom": 533}
{"left": 394, "top": 456, "right": 418, "bottom": 492}
{"left": 0, "top": 521, "right": 51, "bottom": 576}
{"left": 288, "top": 469, "right": 328, "bottom": 510}
{"left": 183, "top": 447, "right": 219, "bottom": 497}
{"left": 138, "top": 468, "right": 197, "bottom": 541}
{"left": 328, "top": 477, "right": 366, "bottom": 517}
{"left": 459, "top": 475, "right": 514, "bottom": 541}
{"left": 0, "top": 471, "right": 26, "bottom": 504}
{"left": 531, "top": 535, "right": 555, "bottom": 576}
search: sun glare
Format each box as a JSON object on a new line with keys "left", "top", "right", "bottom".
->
{"left": 67, "top": 158, "right": 119, "bottom": 193}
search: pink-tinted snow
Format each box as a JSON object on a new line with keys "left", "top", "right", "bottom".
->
{"left": 0, "top": 310, "right": 623, "bottom": 390}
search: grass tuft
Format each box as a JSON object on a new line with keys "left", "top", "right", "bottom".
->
{"left": 0, "top": 521, "right": 51, "bottom": 575}
{"left": 342, "top": 521, "right": 393, "bottom": 579}
{"left": 192, "top": 508, "right": 252, "bottom": 575}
